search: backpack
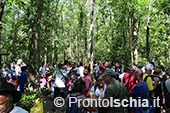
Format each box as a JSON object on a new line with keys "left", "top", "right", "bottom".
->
{"left": 123, "top": 72, "right": 137, "bottom": 94}
{"left": 93, "top": 84, "right": 98, "bottom": 92}
{"left": 66, "top": 96, "right": 79, "bottom": 113}
{"left": 162, "top": 79, "right": 170, "bottom": 108}
{"left": 66, "top": 94, "right": 87, "bottom": 113}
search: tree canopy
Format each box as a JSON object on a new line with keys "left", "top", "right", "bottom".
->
{"left": 0, "top": 0, "right": 170, "bottom": 73}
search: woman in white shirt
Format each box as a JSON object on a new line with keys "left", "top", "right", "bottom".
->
{"left": 87, "top": 75, "right": 107, "bottom": 113}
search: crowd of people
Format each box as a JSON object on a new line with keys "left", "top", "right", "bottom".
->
{"left": 0, "top": 57, "right": 170, "bottom": 113}
{"left": 0, "top": 59, "right": 28, "bottom": 113}
{"left": 38, "top": 58, "right": 170, "bottom": 113}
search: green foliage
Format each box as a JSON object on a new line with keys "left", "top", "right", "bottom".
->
{"left": 0, "top": 0, "right": 169, "bottom": 71}
{"left": 16, "top": 90, "right": 40, "bottom": 111}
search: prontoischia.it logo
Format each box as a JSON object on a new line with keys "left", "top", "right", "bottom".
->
{"left": 54, "top": 97, "right": 160, "bottom": 108}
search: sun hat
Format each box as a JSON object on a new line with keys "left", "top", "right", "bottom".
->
{"left": 101, "top": 69, "right": 116, "bottom": 77}
{"left": 0, "top": 82, "right": 21, "bottom": 103}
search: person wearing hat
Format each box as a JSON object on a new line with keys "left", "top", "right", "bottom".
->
{"left": 150, "top": 57, "right": 156, "bottom": 68}
{"left": 0, "top": 82, "right": 28, "bottom": 113}
{"left": 102, "top": 69, "right": 126, "bottom": 113}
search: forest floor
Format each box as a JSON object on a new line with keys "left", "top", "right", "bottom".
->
{"left": 41, "top": 90, "right": 64, "bottom": 113}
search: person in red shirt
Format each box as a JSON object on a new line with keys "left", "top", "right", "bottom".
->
{"left": 83, "top": 66, "right": 92, "bottom": 98}
{"left": 123, "top": 68, "right": 138, "bottom": 94}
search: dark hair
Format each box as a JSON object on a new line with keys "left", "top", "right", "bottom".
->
{"left": 84, "top": 66, "right": 90, "bottom": 73}
{"left": 153, "top": 68, "right": 162, "bottom": 75}
{"left": 159, "top": 65, "right": 165, "bottom": 72}
{"left": 124, "top": 68, "right": 130, "bottom": 73}
{"left": 58, "top": 63, "right": 63, "bottom": 69}
{"left": 99, "top": 67, "right": 105, "bottom": 73}
{"left": 71, "top": 79, "right": 86, "bottom": 93}
{"left": 64, "top": 60, "right": 68, "bottom": 65}
{"left": 21, "top": 66, "right": 27, "bottom": 72}
{"left": 115, "top": 61, "right": 119, "bottom": 64}
{"left": 80, "top": 62, "right": 83, "bottom": 66}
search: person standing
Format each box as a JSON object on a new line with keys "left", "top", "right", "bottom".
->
{"left": 51, "top": 63, "right": 68, "bottom": 111}
{"left": 102, "top": 69, "right": 126, "bottom": 113}
{"left": 127, "top": 69, "right": 149, "bottom": 113}
{"left": 17, "top": 66, "right": 27, "bottom": 92}
{"left": 83, "top": 66, "right": 92, "bottom": 98}
{"left": 39, "top": 62, "right": 46, "bottom": 77}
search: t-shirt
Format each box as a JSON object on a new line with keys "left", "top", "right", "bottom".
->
{"left": 53, "top": 69, "right": 68, "bottom": 87}
{"left": 15, "top": 65, "right": 21, "bottom": 76}
{"left": 39, "top": 66, "right": 46, "bottom": 77}
{"left": 10, "top": 106, "right": 28, "bottom": 113}
{"left": 131, "top": 82, "right": 148, "bottom": 113}
{"left": 90, "top": 84, "right": 107, "bottom": 97}
{"left": 143, "top": 74, "right": 154, "bottom": 97}
{"left": 83, "top": 75, "right": 92, "bottom": 97}
{"left": 40, "top": 77, "right": 46, "bottom": 87}
{"left": 17, "top": 72, "right": 27, "bottom": 91}
{"left": 104, "top": 80, "right": 126, "bottom": 113}
{"left": 119, "top": 73, "right": 125, "bottom": 83}
{"left": 79, "top": 66, "right": 84, "bottom": 78}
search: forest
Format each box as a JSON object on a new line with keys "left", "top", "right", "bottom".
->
{"left": 0, "top": 0, "right": 170, "bottom": 74}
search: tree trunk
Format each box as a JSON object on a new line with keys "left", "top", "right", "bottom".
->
{"left": 146, "top": 0, "right": 152, "bottom": 61}
{"left": 29, "top": 0, "right": 44, "bottom": 74}
{"left": 127, "top": 15, "right": 134, "bottom": 65}
{"left": 88, "top": 0, "right": 95, "bottom": 74}
{"left": 51, "top": 0, "right": 60, "bottom": 65}
{"left": 52, "top": 35, "right": 55, "bottom": 65}
{"left": 84, "top": 1, "right": 88, "bottom": 65}
{"left": 44, "top": 46, "right": 47, "bottom": 66}
{"left": 0, "top": 0, "right": 6, "bottom": 50}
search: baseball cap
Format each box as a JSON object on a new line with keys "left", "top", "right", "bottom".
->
{"left": 101, "top": 69, "right": 116, "bottom": 77}
{"left": 138, "top": 64, "right": 143, "bottom": 68}
{"left": 150, "top": 57, "right": 154, "bottom": 60}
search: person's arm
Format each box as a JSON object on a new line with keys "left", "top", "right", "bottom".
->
{"left": 87, "top": 85, "right": 95, "bottom": 97}
{"left": 153, "top": 77, "right": 159, "bottom": 91}
{"left": 84, "top": 79, "right": 91, "bottom": 90}
{"left": 80, "top": 96, "right": 97, "bottom": 112}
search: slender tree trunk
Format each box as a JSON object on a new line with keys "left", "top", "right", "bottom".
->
{"left": 76, "top": 36, "right": 78, "bottom": 60}
{"left": 84, "top": 1, "right": 88, "bottom": 65}
{"left": 44, "top": 46, "right": 47, "bottom": 66}
{"left": 146, "top": 0, "right": 152, "bottom": 61}
{"left": 52, "top": 0, "right": 60, "bottom": 65}
{"left": 52, "top": 33, "right": 55, "bottom": 65}
{"left": 0, "top": 0, "right": 6, "bottom": 50}
{"left": 127, "top": 15, "right": 134, "bottom": 65}
{"left": 88, "top": 0, "right": 95, "bottom": 74}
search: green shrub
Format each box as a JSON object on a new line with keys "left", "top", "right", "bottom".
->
{"left": 16, "top": 90, "right": 41, "bottom": 111}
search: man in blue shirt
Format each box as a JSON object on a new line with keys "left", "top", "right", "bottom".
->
{"left": 17, "top": 66, "right": 27, "bottom": 92}
{"left": 127, "top": 69, "right": 149, "bottom": 113}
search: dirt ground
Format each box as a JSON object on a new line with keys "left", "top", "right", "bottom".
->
{"left": 42, "top": 91, "right": 65, "bottom": 113}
